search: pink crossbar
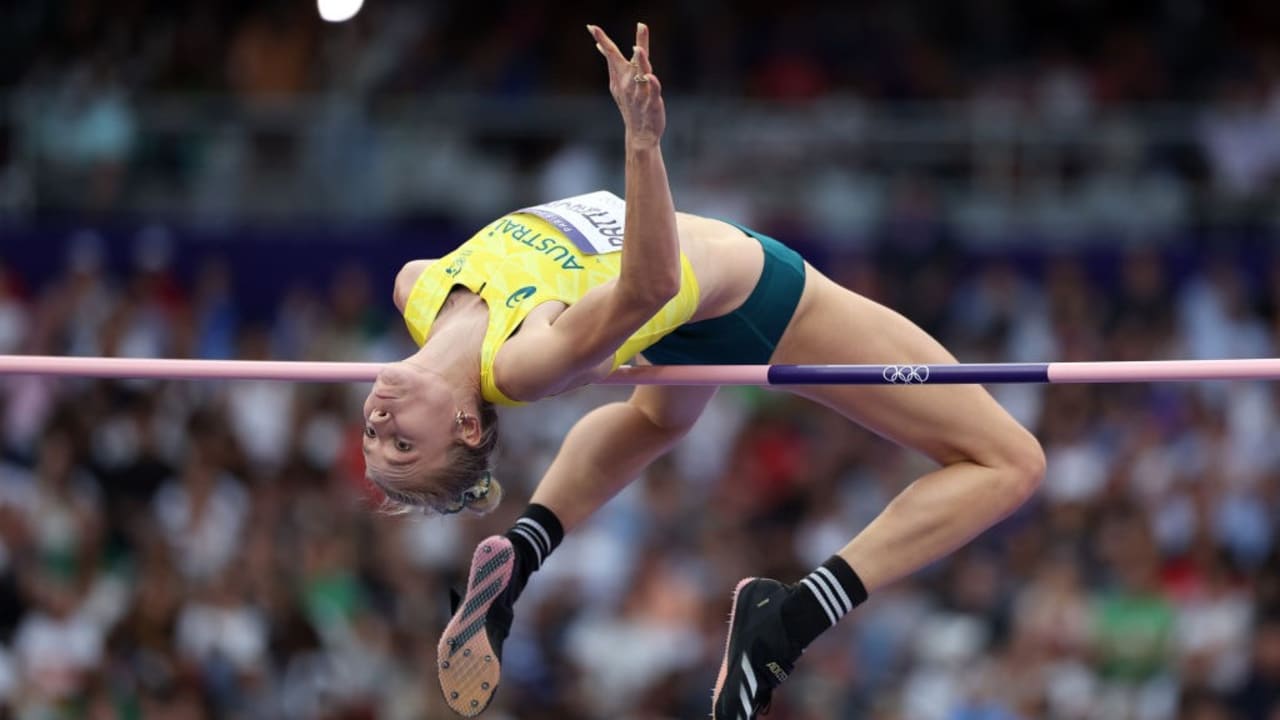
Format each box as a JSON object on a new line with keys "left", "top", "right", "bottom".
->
{"left": 1046, "top": 358, "right": 1280, "bottom": 383}
{"left": 0, "top": 356, "right": 772, "bottom": 385}
{"left": 0, "top": 356, "right": 386, "bottom": 383}
{"left": 1, "top": 355, "right": 1280, "bottom": 386}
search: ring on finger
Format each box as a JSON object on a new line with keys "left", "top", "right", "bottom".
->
{"left": 634, "top": 74, "right": 649, "bottom": 83}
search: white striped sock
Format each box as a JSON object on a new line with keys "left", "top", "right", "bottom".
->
{"left": 516, "top": 517, "right": 552, "bottom": 555}
{"left": 811, "top": 572, "right": 845, "bottom": 618}
{"left": 800, "top": 577, "right": 838, "bottom": 626}
{"left": 814, "top": 566, "right": 853, "bottom": 614}
{"left": 509, "top": 526, "right": 544, "bottom": 566}
{"left": 801, "top": 567, "right": 852, "bottom": 628}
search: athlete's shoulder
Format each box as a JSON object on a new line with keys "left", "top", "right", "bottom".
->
{"left": 394, "top": 259, "right": 435, "bottom": 312}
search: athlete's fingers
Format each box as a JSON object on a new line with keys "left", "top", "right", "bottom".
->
{"left": 636, "top": 22, "right": 649, "bottom": 56}
{"left": 629, "top": 73, "right": 663, "bottom": 108}
{"left": 632, "top": 45, "right": 653, "bottom": 77}
{"left": 644, "top": 73, "right": 662, "bottom": 96}
{"left": 587, "top": 24, "right": 628, "bottom": 68}
{"left": 588, "top": 25, "right": 608, "bottom": 61}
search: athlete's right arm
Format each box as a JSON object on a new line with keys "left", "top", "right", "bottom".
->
{"left": 528, "top": 384, "right": 717, "bottom": 531}
{"left": 492, "top": 24, "right": 682, "bottom": 401}
{"left": 589, "top": 22, "right": 682, "bottom": 309}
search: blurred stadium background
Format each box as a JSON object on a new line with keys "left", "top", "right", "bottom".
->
{"left": 2, "top": 1, "right": 1280, "bottom": 718}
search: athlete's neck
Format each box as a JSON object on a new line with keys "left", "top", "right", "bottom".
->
{"left": 407, "top": 290, "right": 488, "bottom": 399}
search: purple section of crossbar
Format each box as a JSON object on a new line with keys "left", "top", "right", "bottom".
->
{"left": 767, "top": 363, "right": 1051, "bottom": 385}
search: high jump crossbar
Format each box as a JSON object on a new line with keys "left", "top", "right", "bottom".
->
{"left": 2, "top": 355, "right": 1280, "bottom": 385}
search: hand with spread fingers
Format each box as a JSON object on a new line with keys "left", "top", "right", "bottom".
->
{"left": 588, "top": 22, "right": 665, "bottom": 148}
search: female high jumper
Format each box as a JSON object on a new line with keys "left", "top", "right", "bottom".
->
{"left": 360, "top": 23, "right": 1045, "bottom": 719}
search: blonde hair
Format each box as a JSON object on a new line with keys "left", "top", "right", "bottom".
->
{"left": 370, "top": 398, "right": 503, "bottom": 516}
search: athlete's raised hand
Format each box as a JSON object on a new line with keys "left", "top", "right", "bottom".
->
{"left": 588, "top": 22, "right": 665, "bottom": 148}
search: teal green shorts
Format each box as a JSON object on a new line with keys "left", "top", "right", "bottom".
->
{"left": 642, "top": 224, "right": 806, "bottom": 365}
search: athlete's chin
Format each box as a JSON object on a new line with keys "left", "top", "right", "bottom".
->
{"left": 375, "top": 364, "right": 415, "bottom": 390}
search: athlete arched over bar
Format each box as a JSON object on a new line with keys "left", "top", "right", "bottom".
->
{"left": 361, "top": 23, "right": 1045, "bottom": 719}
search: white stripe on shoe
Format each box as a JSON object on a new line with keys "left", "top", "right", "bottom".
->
{"left": 740, "top": 653, "right": 757, "bottom": 697}
{"left": 800, "top": 577, "right": 838, "bottom": 626}
{"left": 815, "top": 566, "right": 853, "bottom": 613}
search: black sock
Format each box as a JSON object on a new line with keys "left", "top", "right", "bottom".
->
{"left": 503, "top": 504, "right": 564, "bottom": 599}
{"left": 781, "top": 556, "right": 868, "bottom": 650}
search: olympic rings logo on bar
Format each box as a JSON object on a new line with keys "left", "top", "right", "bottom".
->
{"left": 882, "top": 365, "right": 930, "bottom": 384}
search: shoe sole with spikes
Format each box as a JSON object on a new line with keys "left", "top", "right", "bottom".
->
{"left": 437, "top": 536, "right": 515, "bottom": 717}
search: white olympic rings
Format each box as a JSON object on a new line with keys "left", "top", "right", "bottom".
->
{"left": 882, "top": 365, "right": 930, "bottom": 384}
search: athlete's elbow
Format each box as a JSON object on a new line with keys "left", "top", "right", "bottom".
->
{"left": 648, "top": 279, "right": 681, "bottom": 307}
{"left": 621, "top": 275, "right": 680, "bottom": 312}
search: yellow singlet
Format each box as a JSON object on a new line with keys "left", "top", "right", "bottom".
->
{"left": 402, "top": 212, "right": 701, "bottom": 406}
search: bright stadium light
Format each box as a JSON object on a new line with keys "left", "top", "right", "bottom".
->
{"left": 318, "top": 0, "right": 364, "bottom": 22}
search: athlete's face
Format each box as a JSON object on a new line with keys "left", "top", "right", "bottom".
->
{"left": 361, "top": 362, "right": 458, "bottom": 484}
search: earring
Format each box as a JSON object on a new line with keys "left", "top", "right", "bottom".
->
{"left": 454, "top": 409, "right": 466, "bottom": 427}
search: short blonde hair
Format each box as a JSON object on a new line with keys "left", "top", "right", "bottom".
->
{"left": 369, "top": 398, "right": 502, "bottom": 516}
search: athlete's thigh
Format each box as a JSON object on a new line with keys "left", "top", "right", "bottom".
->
{"left": 772, "top": 270, "right": 1033, "bottom": 467}
{"left": 629, "top": 356, "right": 718, "bottom": 431}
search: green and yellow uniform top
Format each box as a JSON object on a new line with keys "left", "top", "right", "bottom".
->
{"left": 401, "top": 192, "right": 700, "bottom": 406}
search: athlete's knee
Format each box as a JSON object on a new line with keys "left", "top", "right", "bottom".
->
{"left": 633, "top": 402, "right": 699, "bottom": 437}
{"left": 992, "top": 427, "right": 1045, "bottom": 505}
{"left": 628, "top": 386, "right": 715, "bottom": 436}
{"left": 952, "top": 422, "right": 1044, "bottom": 510}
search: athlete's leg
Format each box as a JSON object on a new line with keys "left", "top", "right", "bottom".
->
{"left": 714, "top": 268, "right": 1044, "bottom": 720}
{"left": 440, "top": 383, "right": 715, "bottom": 717}
{"left": 530, "top": 382, "right": 718, "bottom": 530}
{"left": 775, "top": 270, "right": 1045, "bottom": 591}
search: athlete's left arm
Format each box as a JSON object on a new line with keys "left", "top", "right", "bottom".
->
{"left": 494, "top": 277, "right": 656, "bottom": 400}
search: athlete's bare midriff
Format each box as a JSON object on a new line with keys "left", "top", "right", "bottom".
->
{"left": 674, "top": 213, "right": 766, "bottom": 322}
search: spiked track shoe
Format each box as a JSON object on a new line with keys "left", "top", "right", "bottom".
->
{"left": 437, "top": 536, "right": 516, "bottom": 717}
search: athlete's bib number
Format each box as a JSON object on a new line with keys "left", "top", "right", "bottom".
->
{"left": 516, "top": 191, "right": 625, "bottom": 256}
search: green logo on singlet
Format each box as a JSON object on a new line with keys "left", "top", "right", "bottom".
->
{"left": 505, "top": 286, "right": 537, "bottom": 308}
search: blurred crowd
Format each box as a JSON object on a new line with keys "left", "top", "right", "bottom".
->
{"left": 3, "top": 1, "right": 1280, "bottom": 719}
{"left": 1, "top": 237, "right": 1280, "bottom": 719}
{"left": 2, "top": 0, "right": 1279, "bottom": 228}
{"left": 5, "top": 0, "right": 1278, "bottom": 102}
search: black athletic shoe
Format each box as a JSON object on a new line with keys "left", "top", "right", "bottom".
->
{"left": 712, "top": 578, "right": 801, "bottom": 720}
{"left": 437, "top": 536, "right": 517, "bottom": 717}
